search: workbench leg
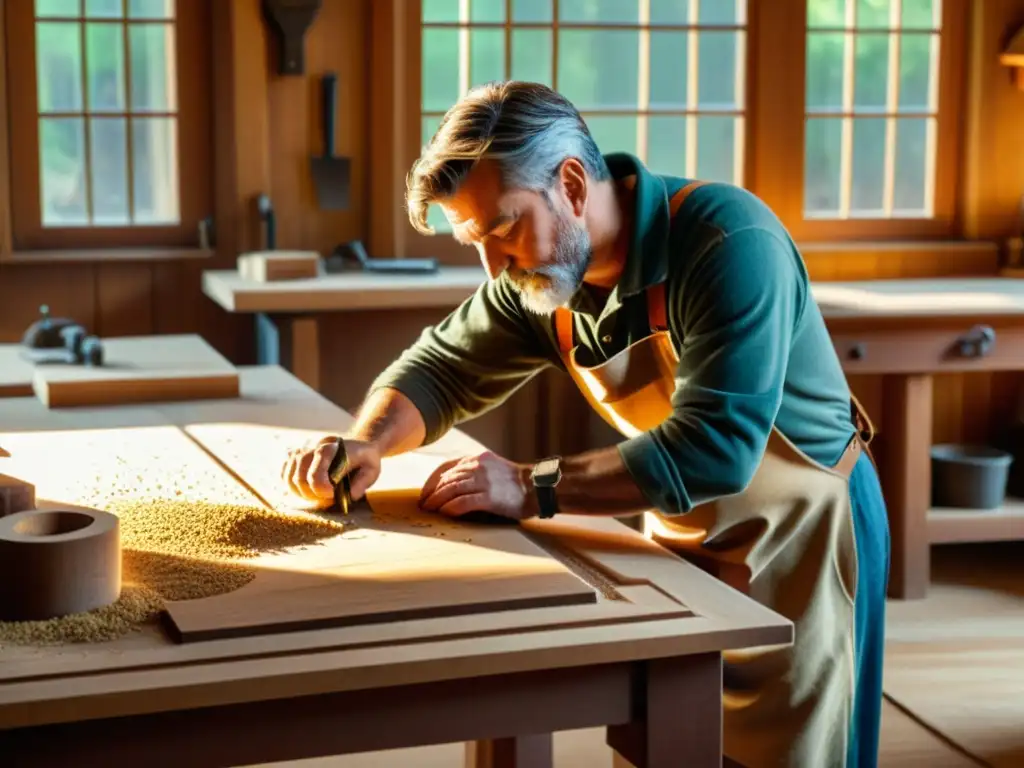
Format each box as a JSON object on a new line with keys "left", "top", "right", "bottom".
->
{"left": 606, "top": 652, "right": 723, "bottom": 768}
{"left": 464, "top": 734, "right": 553, "bottom": 768}
{"left": 255, "top": 312, "right": 322, "bottom": 392}
{"left": 880, "top": 373, "right": 933, "bottom": 600}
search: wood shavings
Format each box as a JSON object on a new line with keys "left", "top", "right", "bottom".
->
{"left": 0, "top": 499, "right": 347, "bottom": 648}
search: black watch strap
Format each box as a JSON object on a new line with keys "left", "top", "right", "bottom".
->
{"left": 536, "top": 484, "right": 559, "bottom": 519}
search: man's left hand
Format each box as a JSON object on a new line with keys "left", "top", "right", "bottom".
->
{"left": 418, "top": 451, "right": 538, "bottom": 521}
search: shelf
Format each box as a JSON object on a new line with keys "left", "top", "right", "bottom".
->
{"left": 928, "top": 496, "right": 1024, "bottom": 544}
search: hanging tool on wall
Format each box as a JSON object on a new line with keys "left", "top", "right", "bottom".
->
{"left": 262, "top": 0, "right": 322, "bottom": 76}
{"left": 310, "top": 71, "right": 352, "bottom": 211}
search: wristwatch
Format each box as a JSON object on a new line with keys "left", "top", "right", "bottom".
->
{"left": 530, "top": 456, "right": 562, "bottom": 519}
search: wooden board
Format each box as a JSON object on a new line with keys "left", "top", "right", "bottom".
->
{"left": 31, "top": 334, "right": 240, "bottom": 408}
{"left": 0, "top": 345, "right": 33, "bottom": 398}
{"left": 163, "top": 492, "right": 598, "bottom": 642}
{"left": 166, "top": 421, "right": 597, "bottom": 642}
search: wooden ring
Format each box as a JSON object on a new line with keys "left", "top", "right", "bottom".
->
{"left": 0, "top": 506, "right": 121, "bottom": 621}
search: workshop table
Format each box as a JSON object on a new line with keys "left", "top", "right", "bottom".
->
{"left": 0, "top": 365, "right": 790, "bottom": 768}
{"left": 817, "top": 278, "right": 1024, "bottom": 599}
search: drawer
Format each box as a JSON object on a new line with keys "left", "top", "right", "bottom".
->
{"left": 830, "top": 324, "right": 1024, "bottom": 374}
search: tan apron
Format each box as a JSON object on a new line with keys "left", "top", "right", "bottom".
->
{"left": 553, "top": 182, "right": 876, "bottom": 768}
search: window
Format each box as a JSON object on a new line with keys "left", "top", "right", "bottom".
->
{"left": 375, "top": 0, "right": 965, "bottom": 260}
{"left": 4, "top": 0, "right": 212, "bottom": 251}
{"left": 805, "top": 0, "right": 942, "bottom": 221}
{"left": 420, "top": 0, "right": 748, "bottom": 234}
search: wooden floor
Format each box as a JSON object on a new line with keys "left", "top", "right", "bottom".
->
{"left": 262, "top": 542, "right": 1022, "bottom": 768}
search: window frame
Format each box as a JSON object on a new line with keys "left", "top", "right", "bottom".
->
{"left": 3, "top": 0, "right": 213, "bottom": 252}
{"left": 370, "top": 0, "right": 970, "bottom": 265}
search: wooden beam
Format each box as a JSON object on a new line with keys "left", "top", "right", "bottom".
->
{"left": 961, "top": 0, "right": 1024, "bottom": 240}
{"left": 0, "top": 2, "right": 12, "bottom": 258}
{"left": 212, "top": 0, "right": 272, "bottom": 263}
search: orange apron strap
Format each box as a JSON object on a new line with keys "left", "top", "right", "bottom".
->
{"left": 554, "top": 306, "right": 574, "bottom": 357}
{"left": 647, "top": 180, "right": 708, "bottom": 332}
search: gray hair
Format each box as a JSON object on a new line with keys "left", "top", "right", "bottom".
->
{"left": 406, "top": 81, "right": 611, "bottom": 235}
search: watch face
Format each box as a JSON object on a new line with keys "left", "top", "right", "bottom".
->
{"left": 532, "top": 460, "right": 557, "bottom": 479}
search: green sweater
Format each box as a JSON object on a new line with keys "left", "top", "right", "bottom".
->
{"left": 369, "top": 153, "right": 856, "bottom": 516}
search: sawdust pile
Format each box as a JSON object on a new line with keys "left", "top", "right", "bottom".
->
{"left": 0, "top": 499, "right": 346, "bottom": 647}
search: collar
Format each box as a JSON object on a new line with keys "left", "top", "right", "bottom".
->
{"left": 568, "top": 152, "right": 675, "bottom": 317}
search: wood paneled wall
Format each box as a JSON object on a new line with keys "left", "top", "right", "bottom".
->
{"left": 2, "top": 0, "right": 1024, "bottom": 459}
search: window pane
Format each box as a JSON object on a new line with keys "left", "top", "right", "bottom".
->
{"left": 855, "top": 0, "right": 890, "bottom": 29}
{"left": 85, "top": 0, "right": 122, "bottom": 18}
{"left": 129, "top": 0, "right": 175, "bottom": 20}
{"left": 899, "top": 33, "right": 936, "bottom": 111}
{"left": 470, "top": 29, "right": 505, "bottom": 87}
{"left": 90, "top": 117, "right": 129, "bottom": 224}
{"left": 129, "top": 23, "right": 176, "bottom": 111}
{"left": 696, "top": 116, "right": 738, "bottom": 183}
{"left": 804, "top": 117, "right": 842, "bottom": 215}
{"left": 806, "top": 32, "right": 844, "bottom": 112}
{"left": 37, "top": 0, "right": 81, "bottom": 17}
{"left": 86, "top": 22, "right": 126, "bottom": 112}
{"left": 901, "top": 0, "right": 938, "bottom": 30}
{"left": 558, "top": 31, "right": 639, "bottom": 110}
{"left": 854, "top": 33, "right": 889, "bottom": 111}
{"left": 36, "top": 22, "right": 84, "bottom": 113}
{"left": 419, "top": 116, "right": 451, "bottom": 233}
{"left": 131, "top": 117, "right": 179, "bottom": 224}
{"left": 559, "top": 0, "right": 638, "bottom": 24}
{"left": 470, "top": 0, "right": 505, "bottom": 23}
{"left": 698, "top": 31, "right": 741, "bottom": 110}
{"left": 649, "top": 31, "right": 688, "bottom": 109}
{"left": 512, "top": 0, "right": 552, "bottom": 23}
{"left": 894, "top": 117, "right": 931, "bottom": 212}
{"left": 583, "top": 116, "right": 637, "bottom": 156}
{"left": 850, "top": 117, "right": 886, "bottom": 213}
{"left": 808, "top": 0, "right": 847, "bottom": 28}
{"left": 649, "top": 0, "right": 690, "bottom": 25}
{"left": 511, "top": 30, "right": 553, "bottom": 86}
{"left": 422, "top": 0, "right": 459, "bottom": 23}
{"left": 422, "top": 29, "right": 460, "bottom": 111}
{"left": 40, "top": 117, "right": 88, "bottom": 226}
{"left": 646, "top": 116, "right": 687, "bottom": 177}
{"left": 698, "top": 0, "right": 746, "bottom": 25}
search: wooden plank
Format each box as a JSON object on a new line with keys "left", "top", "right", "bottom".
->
{"left": 0, "top": 0, "right": 12, "bottom": 259}
{"left": 0, "top": 345, "right": 34, "bottom": 398}
{"left": 162, "top": 494, "right": 599, "bottom": 643}
{"left": 167, "top": 419, "right": 597, "bottom": 642}
{"left": 31, "top": 335, "right": 239, "bottom": 408}
{"left": 202, "top": 267, "right": 486, "bottom": 313}
{"left": 928, "top": 499, "right": 1024, "bottom": 544}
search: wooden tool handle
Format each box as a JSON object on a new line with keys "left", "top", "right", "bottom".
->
{"left": 326, "top": 437, "right": 351, "bottom": 514}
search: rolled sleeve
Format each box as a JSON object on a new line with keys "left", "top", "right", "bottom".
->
{"left": 367, "top": 273, "right": 552, "bottom": 445}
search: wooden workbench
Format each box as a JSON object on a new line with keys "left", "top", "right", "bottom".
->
{"left": 818, "top": 278, "right": 1024, "bottom": 599}
{"left": 0, "top": 364, "right": 789, "bottom": 767}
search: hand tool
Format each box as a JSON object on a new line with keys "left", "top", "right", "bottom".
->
{"left": 326, "top": 437, "right": 352, "bottom": 515}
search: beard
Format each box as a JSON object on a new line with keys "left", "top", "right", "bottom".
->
{"left": 507, "top": 216, "right": 591, "bottom": 315}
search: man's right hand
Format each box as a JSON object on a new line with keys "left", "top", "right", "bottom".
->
{"left": 280, "top": 436, "right": 382, "bottom": 505}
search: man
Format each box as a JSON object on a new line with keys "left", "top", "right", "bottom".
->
{"left": 281, "top": 81, "right": 889, "bottom": 768}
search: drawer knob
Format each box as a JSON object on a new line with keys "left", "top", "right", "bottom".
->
{"left": 848, "top": 343, "right": 866, "bottom": 361}
{"left": 956, "top": 324, "right": 996, "bottom": 358}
